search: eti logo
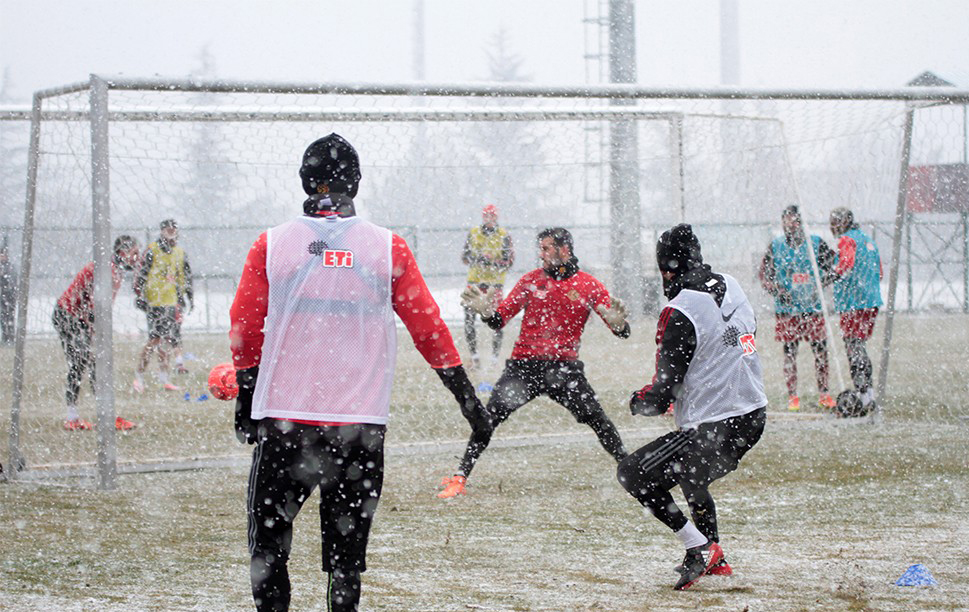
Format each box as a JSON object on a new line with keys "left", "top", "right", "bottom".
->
{"left": 308, "top": 241, "right": 354, "bottom": 268}
{"left": 791, "top": 273, "right": 810, "bottom": 284}
{"left": 739, "top": 333, "right": 756, "bottom": 355}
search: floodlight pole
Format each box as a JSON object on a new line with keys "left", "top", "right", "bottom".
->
{"left": 876, "top": 107, "right": 915, "bottom": 412}
{"left": 608, "top": 0, "right": 643, "bottom": 315}
{"left": 90, "top": 75, "right": 118, "bottom": 490}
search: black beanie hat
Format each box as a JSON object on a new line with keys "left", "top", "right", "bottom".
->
{"left": 299, "top": 133, "right": 362, "bottom": 198}
{"left": 656, "top": 223, "right": 703, "bottom": 273}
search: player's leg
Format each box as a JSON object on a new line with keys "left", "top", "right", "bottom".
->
{"left": 248, "top": 423, "right": 314, "bottom": 612}
{"left": 134, "top": 308, "right": 162, "bottom": 391}
{"left": 810, "top": 339, "right": 832, "bottom": 405}
{"left": 547, "top": 361, "right": 627, "bottom": 462}
{"left": 441, "top": 360, "right": 540, "bottom": 496}
{"left": 782, "top": 341, "right": 799, "bottom": 410}
{"left": 318, "top": 424, "right": 385, "bottom": 612}
{"left": 489, "top": 285, "right": 504, "bottom": 366}
{"left": 54, "top": 308, "right": 89, "bottom": 427}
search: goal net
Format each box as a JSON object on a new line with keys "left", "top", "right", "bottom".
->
{"left": 6, "top": 76, "right": 968, "bottom": 487}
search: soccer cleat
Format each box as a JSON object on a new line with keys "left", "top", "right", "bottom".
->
{"left": 787, "top": 396, "right": 800, "bottom": 412}
{"left": 818, "top": 393, "right": 836, "bottom": 411}
{"left": 115, "top": 416, "right": 137, "bottom": 431}
{"left": 132, "top": 378, "right": 145, "bottom": 393}
{"left": 437, "top": 475, "right": 467, "bottom": 499}
{"left": 675, "top": 555, "right": 732, "bottom": 576}
{"left": 162, "top": 383, "right": 181, "bottom": 391}
{"left": 674, "top": 540, "right": 724, "bottom": 590}
{"left": 176, "top": 365, "right": 190, "bottom": 375}
{"left": 64, "top": 418, "right": 93, "bottom": 431}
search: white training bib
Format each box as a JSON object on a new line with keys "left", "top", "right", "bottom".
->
{"left": 668, "top": 274, "right": 768, "bottom": 429}
{"left": 252, "top": 216, "right": 396, "bottom": 424}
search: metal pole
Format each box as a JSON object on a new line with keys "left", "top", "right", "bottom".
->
{"left": 906, "top": 213, "right": 913, "bottom": 311}
{"left": 8, "top": 92, "right": 43, "bottom": 476}
{"left": 90, "top": 75, "right": 117, "bottom": 490}
{"left": 963, "top": 211, "right": 968, "bottom": 314}
{"left": 876, "top": 108, "right": 915, "bottom": 410}
{"left": 669, "top": 114, "right": 686, "bottom": 223}
{"left": 608, "top": 0, "right": 642, "bottom": 314}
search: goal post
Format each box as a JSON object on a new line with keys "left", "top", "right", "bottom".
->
{"left": 8, "top": 74, "right": 969, "bottom": 488}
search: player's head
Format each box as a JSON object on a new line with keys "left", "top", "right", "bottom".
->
{"left": 160, "top": 218, "right": 178, "bottom": 243}
{"left": 782, "top": 205, "right": 803, "bottom": 234}
{"left": 113, "top": 234, "right": 140, "bottom": 270}
{"left": 482, "top": 204, "right": 498, "bottom": 228}
{"left": 538, "top": 227, "right": 574, "bottom": 270}
{"left": 300, "top": 133, "right": 362, "bottom": 198}
{"left": 656, "top": 223, "right": 703, "bottom": 276}
{"left": 830, "top": 207, "right": 856, "bottom": 236}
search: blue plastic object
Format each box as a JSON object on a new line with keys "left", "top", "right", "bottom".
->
{"left": 183, "top": 392, "right": 192, "bottom": 401}
{"left": 895, "top": 564, "right": 938, "bottom": 586}
{"left": 477, "top": 382, "right": 494, "bottom": 393}
{"left": 196, "top": 394, "right": 209, "bottom": 402}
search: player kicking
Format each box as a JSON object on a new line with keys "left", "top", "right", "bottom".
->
{"left": 439, "top": 227, "right": 630, "bottom": 499}
{"left": 617, "top": 224, "right": 767, "bottom": 590}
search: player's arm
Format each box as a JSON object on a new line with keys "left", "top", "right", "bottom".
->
{"left": 592, "top": 283, "right": 631, "bottom": 338}
{"left": 476, "top": 274, "right": 529, "bottom": 331}
{"left": 228, "top": 232, "right": 269, "bottom": 444}
{"left": 630, "top": 306, "right": 696, "bottom": 416}
{"left": 498, "top": 232, "right": 514, "bottom": 271}
{"left": 816, "top": 239, "right": 838, "bottom": 285}
{"left": 758, "top": 247, "right": 779, "bottom": 295}
{"left": 392, "top": 234, "right": 492, "bottom": 434}
{"left": 134, "top": 248, "right": 152, "bottom": 310}
{"left": 833, "top": 235, "right": 857, "bottom": 278}
{"left": 461, "top": 232, "right": 475, "bottom": 267}
{"left": 181, "top": 254, "right": 194, "bottom": 312}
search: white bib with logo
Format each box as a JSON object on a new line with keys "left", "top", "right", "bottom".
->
{"left": 252, "top": 216, "right": 396, "bottom": 424}
{"left": 668, "top": 274, "right": 767, "bottom": 429}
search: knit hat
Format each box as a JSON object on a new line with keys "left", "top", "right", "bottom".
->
{"left": 299, "top": 133, "right": 362, "bottom": 198}
{"left": 656, "top": 223, "right": 703, "bottom": 273}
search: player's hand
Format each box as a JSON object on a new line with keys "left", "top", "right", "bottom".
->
{"left": 596, "top": 297, "right": 628, "bottom": 333}
{"left": 629, "top": 389, "right": 664, "bottom": 417}
{"left": 234, "top": 366, "right": 261, "bottom": 444}
{"left": 461, "top": 285, "right": 496, "bottom": 318}
{"left": 435, "top": 365, "right": 494, "bottom": 435}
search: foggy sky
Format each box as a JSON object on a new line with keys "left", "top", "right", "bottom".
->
{"left": 2, "top": 0, "right": 969, "bottom": 101}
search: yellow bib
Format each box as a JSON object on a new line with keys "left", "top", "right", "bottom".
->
{"left": 466, "top": 227, "right": 509, "bottom": 285}
{"left": 144, "top": 242, "right": 186, "bottom": 307}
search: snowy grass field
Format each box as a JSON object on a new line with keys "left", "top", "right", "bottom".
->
{"left": 1, "top": 312, "right": 968, "bottom": 610}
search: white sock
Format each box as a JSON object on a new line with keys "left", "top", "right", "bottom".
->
{"left": 135, "top": 371, "right": 144, "bottom": 385}
{"left": 158, "top": 371, "right": 169, "bottom": 385}
{"left": 675, "top": 522, "right": 709, "bottom": 549}
{"left": 860, "top": 388, "right": 875, "bottom": 406}
{"left": 66, "top": 405, "right": 79, "bottom": 421}
{"left": 175, "top": 355, "right": 184, "bottom": 366}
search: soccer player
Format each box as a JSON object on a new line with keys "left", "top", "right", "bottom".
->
{"left": 617, "top": 224, "right": 767, "bottom": 591}
{"left": 53, "top": 235, "right": 141, "bottom": 431}
{"left": 438, "top": 226, "right": 630, "bottom": 499}
{"left": 828, "top": 207, "right": 882, "bottom": 413}
{"left": 462, "top": 204, "right": 514, "bottom": 369}
{"left": 758, "top": 205, "right": 837, "bottom": 412}
{"left": 132, "top": 218, "right": 193, "bottom": 392}
{"left": 229, "top": 133, "right": 490, "bottom": 612}
{"left": 0, "top": 239, "right": 17, "bottom": 346}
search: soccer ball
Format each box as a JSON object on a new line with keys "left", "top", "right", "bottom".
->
{"left": 207, "top": 362, "right": 238, "bottom": 401}
{"left": 835, "top": 389, "right": 869, "bottom": 418}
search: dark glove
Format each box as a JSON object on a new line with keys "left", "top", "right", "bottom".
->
{"left": 435, "top": 365, "right": 493, "bottom": 435}
{"left": 135, "top": 297, "right": 148, "bottom": 312}
{"left": 629, "top": 389, "right": 665, "bottom": 417}
{"left": 235, "top": 366, "right": 261, "bottom": 444}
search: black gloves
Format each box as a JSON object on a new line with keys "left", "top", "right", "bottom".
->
{"left": 235, "top": 366, "right": 260, "bottom": 444}
{"left": 435, "top": 365, "right": 493, "bottom": 435}
{"left": 135, "top": 297, "right": 148, "bottom": 312}
{"left": 629, "top": 389, "right": 665, "bottom": 417}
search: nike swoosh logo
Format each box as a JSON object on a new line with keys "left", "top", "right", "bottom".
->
{"left": 721, "top": 307, "right": 740, "bottom": 323}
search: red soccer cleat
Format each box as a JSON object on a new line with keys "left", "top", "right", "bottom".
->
{"left": 64, "top": 418, "right": 93, "bottom": 431}
{"left": 674, "top": 541, "right": 724, "bottom": 590}
{"left": 115, "top": 416, "right": 137, "bottom": 431}
{"left": 162, "top": 383, "right": 181, "bottom": 391}
{"left": 437, "top": 475, "right": 467, "bottom": 499}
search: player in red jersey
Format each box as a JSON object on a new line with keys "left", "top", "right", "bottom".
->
{"left": 52, "top": 235, "right": 141, "bottom": 431}
{"left": 438, "top": 227, "right": 630, "bottom": 499}
{"left": 229, "top": 133, "right": 489, "bottom": 612}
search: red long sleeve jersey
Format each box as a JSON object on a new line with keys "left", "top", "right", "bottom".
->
{"left": 495, "top": 268, "right": 613, "bottom": 360}
{"left": 56, "top": 262, "right": 124, "bottom": 321}
{"left": 229, "top": 231, "right": 462, "bottom": 371}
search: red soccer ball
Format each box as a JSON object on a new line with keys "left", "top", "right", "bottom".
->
{"left": 207, "top": 362, "right": 238, "bottom": 401}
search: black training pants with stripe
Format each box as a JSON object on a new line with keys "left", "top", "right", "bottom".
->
{"left": 617, "top": 407, "right": 766, "bottom": 543}
{"left": 247, "top": 421, "right": 384, "bottom": 612}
